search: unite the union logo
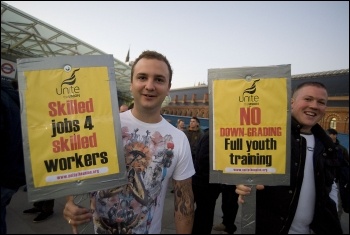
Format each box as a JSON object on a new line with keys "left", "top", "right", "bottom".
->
{"left": 56, "top": 68, "right": 81, "bottom": 98}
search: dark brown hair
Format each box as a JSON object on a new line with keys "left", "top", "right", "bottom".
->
{"left": 192, "top": 116, "right": 200, "bottom": 124}
{"left": 327, "top": 128, "right": 338, "bottom": 135}
{"left": 131, "top": 50, "right": 173, "bottom": 86}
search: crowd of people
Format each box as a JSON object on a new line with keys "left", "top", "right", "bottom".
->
{"left": 2, "top": 50, "right": 348, "bottom": 234}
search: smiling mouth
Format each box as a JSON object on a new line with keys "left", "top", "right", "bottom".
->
{"left": 305, "top": 111, "right": 316, "bottom": 117}
{"left": 143, "top": 94, "right": 156, "bottom": 98}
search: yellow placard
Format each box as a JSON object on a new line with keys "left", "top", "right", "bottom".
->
{"left": 24, "top": 67, "right": 120, "bottom": 187}
{"left": 213, "top": 78, "right": 288, "bottom": 174}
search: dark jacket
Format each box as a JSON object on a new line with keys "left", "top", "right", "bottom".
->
{"left": 335, "top": 139, "right": 349, "bottom": 164}
{"left": 1, "top": 80, "right": 26, "bottom": 190}
{"left": 184, "top": 128, "right": 203, "bottom": 161}
{"left": 335, "top": 139, "right": 349, "bottom": 213}
{"left": 255, "top": 117, "right": 342, "bottom": 234}
{"left": 192, "top": 131, "right": 210, "bottom": 186}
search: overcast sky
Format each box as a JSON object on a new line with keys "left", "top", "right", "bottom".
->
{"left": 4, "top": 1, "right": 349, "bottom": 89}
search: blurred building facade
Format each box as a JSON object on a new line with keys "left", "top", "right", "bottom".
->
{"left": 162, "top": 69, "right": 349, "bottom": 134}
{"left": 2, "top": 3, "right": 348, "bottom": 133}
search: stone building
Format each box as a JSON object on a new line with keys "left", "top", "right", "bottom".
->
{"left": 162, "top": 69, "right": 349, "bottom": 134}
{"left": 1, "top": 3, "right": 348, "bottom": 133}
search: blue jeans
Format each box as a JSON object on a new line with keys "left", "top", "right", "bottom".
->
{"left": 1, "top": 187, "right": 17, "bottom": 234}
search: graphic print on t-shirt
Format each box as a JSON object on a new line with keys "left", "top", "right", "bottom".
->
{"left": 92, "top": 126, "right": 175, "bottom": 234}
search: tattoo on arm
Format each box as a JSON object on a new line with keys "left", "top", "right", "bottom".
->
{"left": 173, "top": 178, "right": 194, "bottom": 217}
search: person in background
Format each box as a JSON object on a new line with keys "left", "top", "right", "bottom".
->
{"left": 327, "top": 128, "right": 349, "bottom": 165}
{"left": 128, "top": 102, "right": 134, "bottom": 110}
{"left": 119, "top": 104, "right": 129, "bottom": 113}
{"left": 13, "top": 77, "right": 55, "bottom": 223}
{"left": 23, "top": 200, "right": 55, "bottom": 222}
{"left": 63, "top": 50, "right": 195, "bottom": 234}
{"left": 327, "top": 128, "right": 349, "bottom": 217}
{"left": 184, "top": 116, "right": 203, "bottom": 162}
{"left": 171, "top": 119, "right": 186, "bottom": 193}
{"left": 236, "top": 81, "right": 343, "bottom": 234}
{"left": 177, "top": 119, "right": 186, "bottom": 131}
{"left": 6, "top": 80, "right": 55, "bottom": 224}
{"left": 191, "top": 130, "right": 239, "bottom": 234}
{"left": 212, "top": 184, "right": 239, "bottom": 234}
{"left": 1, "top": 79, "right": 26, "bottom": 234}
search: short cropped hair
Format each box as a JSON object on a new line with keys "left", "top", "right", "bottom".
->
{"left": 131, "top": 50, "right": 173, "bottom": 86}
{"left": 292, "top": 81, "right": 327, "bottom": 97}
{"left": 192, "top": 116, "right": 200, "bottom": 124}
{"left": 327, "top": 128, "right": 338, "bottom": 135}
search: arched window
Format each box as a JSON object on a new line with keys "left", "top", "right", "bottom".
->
{"left": 330, "top": 117, "right": 337, "bottom": 129}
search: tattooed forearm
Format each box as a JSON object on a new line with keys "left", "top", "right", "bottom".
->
{"left": 174, "top": 178, "right": 194, "bottom": 216}
{"left": 173, "top": 178, "right": 194, "bottom": 233}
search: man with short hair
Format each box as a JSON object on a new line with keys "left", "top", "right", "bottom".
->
{"left": 119, "top": 104, "right": 129, "bottom": 113}
{"left": 184, "top": 116, "right": 203, "bottom": 162}
{"left": 63, "top": 50, "right": 195, "bottom": 234}
{"left": 177, "top": 119, "right": 186, "bottom": 131}
{"left": 236, "top": 82, "right": 343, "bottom": 234}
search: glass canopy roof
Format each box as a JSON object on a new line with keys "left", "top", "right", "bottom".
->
{"left": 1, "top": 2, "right": 132, "bottom": 101}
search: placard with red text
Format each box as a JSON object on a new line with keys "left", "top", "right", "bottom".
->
{"left": 17, "top": 55, "right": 127, "bottom": 201}
{"left": 208, "top": 65, "right": 291, "bottom": 186}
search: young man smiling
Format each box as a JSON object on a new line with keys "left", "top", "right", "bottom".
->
{"left": 236, "top": 82, "right": 343, "bottom": 234}
{"left": 63, "top": 50, "right": 195, "bottom": 234}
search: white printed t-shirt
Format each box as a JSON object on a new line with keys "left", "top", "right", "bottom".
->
{"left": 91, "top": 110, "right": 195, "bottom": 234}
